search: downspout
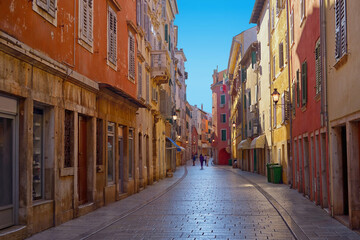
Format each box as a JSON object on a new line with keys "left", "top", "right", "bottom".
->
{"left": 286, "top": 0, "right": 293, "bottom": 186}
{"left": 268, "top": 0, "right": 273, "bottom": 164}
{"left": 320, "top": 0, "right": 332, "bottom": 215}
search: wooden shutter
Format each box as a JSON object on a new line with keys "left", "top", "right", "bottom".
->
{"left": 296, "top": 69, "right": 300, "bottom": 107}
{"left": 165, "top": 24, "right": 168, "bottom": 42}
{"left": 138, "top": 63, "right": 142, "bottom": 98}
{"left": 108, "top": 8, "right": 117, "bottom": 64}
{"left": 315, "top": 41, "right": 321, "bottom": 94}
{"left": 88, "top": 0, "right": 93, "bottom": 42}
{"left": 137, "top": 0, "right": 141, "bottom": 26}
{"left": 281, "top": 93, "right": 285, "bottom": 123}
{"left": 301, "top": 62, "right": 307, "bottom": 106}
{"left": 162, "top": 0, "right": 166, "bottom": 19}
{"left": 292, "top": 84, "right": 296, "bottom": 116}
{"left": 284, "top": 90, "right": 289, "bottom": 120}
{"left": 37, "top": 0, "right": 48, "bottom": 11}
{"left": 49, "top": 0, "right": 56, "bottom": 17}
{"left": 129, "top": 34, "right": 135, "bottom": 79}
{"left": 335, "top": 0, "right": 347, "bottom": 59}
{"left": 279, "top": 42, "right": 284, "bottom": 68}
{"left": 146, "top": 73, "right": 149, "bottom": 104}
{"left": 274, "top": 106, "right": 277, "bottom": 128}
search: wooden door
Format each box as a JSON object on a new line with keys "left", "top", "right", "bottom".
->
{"left": 78, "top": 116, "right": 87, "bottom": 205}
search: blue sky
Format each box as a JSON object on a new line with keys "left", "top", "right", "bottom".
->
{"left": 174, "top": 0, "right": 256, "bottom": 114}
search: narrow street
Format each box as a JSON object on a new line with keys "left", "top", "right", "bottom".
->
{"left": 29, "top": 161, "right": 360, "bottom": 240}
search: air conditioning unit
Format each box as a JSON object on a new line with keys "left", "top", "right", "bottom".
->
{"left": 249, "top": 104, "right": 256, "bottom": 113}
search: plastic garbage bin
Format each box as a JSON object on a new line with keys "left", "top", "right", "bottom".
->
{"left": 228, "top": 159, "right": 232, "bottom": 166}
{"left": 272, "top": 165, "right": 282, "bottom": 184}
{"left": 266, "top": 163, "right": 277, "bottom": 182}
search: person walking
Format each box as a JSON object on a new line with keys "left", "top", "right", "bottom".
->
{"left": 206, "top": 155, "right": 209, "bottom": 166}
{"left": 192, "top": 154, "right": 196, "bottom": 166}
{"left": 200, "top": 154, "right": 204, "bottom": 170}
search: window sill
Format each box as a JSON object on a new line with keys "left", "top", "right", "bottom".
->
{"left": 32, "top": 2, "right": 57, "bottom": 27}
{"left": 334, "top": 53, "right": 348, "bottom": 69}
{"left": 60, "top": 167, "right": 74, "bottom": 177}
{"left": 33, "top": 199, "right": 53, "bottom": 207}
{"left": 78, "top": 38, "right": 94, "bottom": 54}
{"left": 107, "top": 60, "right": 117, "bottom": 71}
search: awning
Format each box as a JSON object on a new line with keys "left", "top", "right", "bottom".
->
{"left": 250, "top": 135, "right": 266, "bottom": 149}
{"left": 237, "top": 139, "right": 251, "bottom": 149}
{"left": 166, "top": 137, "right": 185, "bottom": 152}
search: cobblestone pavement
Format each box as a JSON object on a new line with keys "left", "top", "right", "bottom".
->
{"left": 29, "top": 161, "right": 360, "bottom": 240}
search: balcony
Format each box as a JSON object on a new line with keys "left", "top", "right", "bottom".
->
{"left": 151, "top": 50, "right": 171, "bottom": 85}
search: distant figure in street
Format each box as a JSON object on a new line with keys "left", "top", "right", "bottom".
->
{"left": 192, "top": 154, "right": 196, "bottom": 166}
{"left": 200, "top": 154, "right": 204, "bottom": 170}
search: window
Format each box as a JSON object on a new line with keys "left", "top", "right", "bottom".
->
{"left": 271, "top": 8, "right": 275, "bottom": 30}
{"left": 220, "top": 94, "right": 225, "bottom": 105}
{"left": 290, "top": 10, "right": 294, "bottom": 45}
{"left": 96, "top": 119, "right": 103, "bottom": 166}
{"left": 251, "top": 51, "right": 256, "bottom": 68}
{"left": 129, "top": 33, "right": 135, "bottom": 80}
{"left": 162, "top": 0, "right": 166, "bottom": 19}
{"left": 300, "top": 0, "right": 305, "bottom": 22}
{"left": 136, "top": 0, "right": 141, "bottom": 26}
{"left": 220, "top": 86, "right": 223, "bottom": 92}
{"left": 272, "top": 56, "right": 276, "bottom": 79}
{"left": 165, "top": 24, "right": 168, "bottom": 42}
{"left": 274, "top": 106, "right": 277, "bottom": 128}
{"left": 241, "top": 68, "right": 247, "bottom": 82}
{"left": 276, "top": 0, "right": 284, "bottom": 15}
{"left": 36, "top": 0, "right": 56, "bottom": 17}
{"left": 107, "top": 122, "right": 115, "bottom": 183}
{"left": 296, "top": 69, "right": 300, "bottom": 107}
{"left": 33, "top": 108, "right": 44, "bottom": 200}
{"left": 146, "top": 73, "right": 149, "bottom": 104}
{"left": 221, "top": 114, "right": 226, "bottom": 123}
{"left": 64, "top": 110, "right": 74, "bottom": 168}
{"left": 79, "top": 0, "right": 93, "bottom": 46}
{"left": 292, "top": 83, "right": 296, "bottom": 116}
{"left": 221, "top": 129, "right": 227, "bottom": 141}
{"left": 138, "top": 63, "right": 142, "bottom": 98}
{"left": 279, "top": 42, "right": 284, "bottom": 69}
{"left": 108, "top": 7, "right": 117, "bottom": 66}
{"left": 315, "top": 40, "right": 321, "bottom": 95}
{"left": 301, "top": 61, "right": 308, "bottom": 106}
{"left": 335, "top": 0, "right": 347, "bottom": 60}
{"left": 128, "top": 129, "right": 134, "bottom": 178}
{"left": 152, "top": 87, "right": 158, "bottom": 102}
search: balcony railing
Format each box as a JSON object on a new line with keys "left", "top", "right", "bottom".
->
{"left": 151, "top": 50, "right": 170, "bottom": 85}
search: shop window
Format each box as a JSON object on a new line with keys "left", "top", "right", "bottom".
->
{"left": 107, "top": 122, "right": 115, "bottom": 184}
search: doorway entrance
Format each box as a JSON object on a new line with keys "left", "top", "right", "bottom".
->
{"left": 78, "top": 116, "right": 88, "bottom": 205}
{"left": 118, "top": 126, "right": 124, "bottom": 194}
{"left": 0, "top": 114, "right": 17, "bottom": 229}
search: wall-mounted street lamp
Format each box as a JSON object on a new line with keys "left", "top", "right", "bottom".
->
{"left": 232, "top": 121, "right": 236, "bottom": 128}
{"left": 173, "top": 114, "right": 177, "bottom": 121}
{"left": 272, "top": 88, "right": 280, "bottom": 105}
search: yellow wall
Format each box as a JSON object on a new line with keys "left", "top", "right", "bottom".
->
{"left": 270, "top": 0, "right": 290, "bottom": 183}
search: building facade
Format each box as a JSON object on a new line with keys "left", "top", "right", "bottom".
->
{"left": 211, "top": 69, "right": 231, "bottom": 165}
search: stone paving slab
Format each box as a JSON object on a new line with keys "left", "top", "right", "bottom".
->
{"left": 28, "top": 162, "right": 360, "bottom": 240}
{"left": 222, "top": 166, "right": 360, "bottom": 240}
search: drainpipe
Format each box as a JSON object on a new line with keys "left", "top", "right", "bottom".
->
{"left": 286, "top": 0, "right": 293, "bottom": 187}
{"left": 268, "top": 0, "right": 273, "bottom": 164}
{"left": 320, "top": 0, "right": 332, "bottom": 216}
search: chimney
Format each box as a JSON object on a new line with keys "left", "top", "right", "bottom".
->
{"left": 201, "top": 104, "right": 203, "bottom": 110}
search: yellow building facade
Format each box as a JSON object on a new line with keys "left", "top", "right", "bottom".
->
{"left": 270, "top": 0, "right": 291, "bottom": 184}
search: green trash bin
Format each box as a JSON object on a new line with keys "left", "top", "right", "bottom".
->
{"left": 228, "top": 159, "right": 232, "bottom": 166}
{"left": 266, "top": 163, "right": 277, "bottom": 182}
{"left": 272, "top": 165, "right": 282, "bottom": 184}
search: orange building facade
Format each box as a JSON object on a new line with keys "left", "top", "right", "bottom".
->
{"left": 0, "top": 0, "right": 149, "bottom": 238}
